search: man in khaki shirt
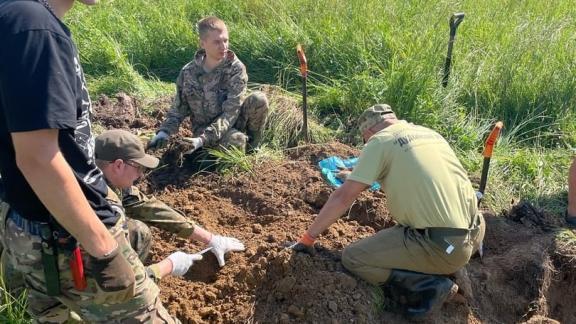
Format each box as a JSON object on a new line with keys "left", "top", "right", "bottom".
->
{"left": 290, "top": 104, "right": 485, "bottom": 319}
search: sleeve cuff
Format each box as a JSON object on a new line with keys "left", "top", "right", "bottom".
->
{"left": 346, "top": 175, "right": 374, "bottom": 186}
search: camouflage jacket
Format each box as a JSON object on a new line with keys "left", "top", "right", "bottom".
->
{"left": 159, "top": 49, "right": 248, "bottom": 146}
{"left": 106, "top": 186, "right": 196, "bottom": 238}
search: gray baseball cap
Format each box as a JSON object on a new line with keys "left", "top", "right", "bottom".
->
{"left": 95, "top": 129, "right": 159, "bottom": 169}
{"left": 357, "top": 104, "right": 395, "bottom": 133}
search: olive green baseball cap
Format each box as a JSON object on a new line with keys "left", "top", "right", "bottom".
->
{"left": 95, "top": 129, "right": 159, "bottom": 169}
{"left": 357, "top": 104, "right": 395, "bottom": 133}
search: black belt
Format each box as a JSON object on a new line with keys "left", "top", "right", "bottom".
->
{"left": 6, "top": 209, "right": 74, "bottom": 246}
{"left": 7, "top": 209, "right": 45, "bottom": 236}
{"left": 417, "top": 213, "right": 482, "bottom": 254}
{"left": 6, "top": 208, "right": 64, "bottom": 295}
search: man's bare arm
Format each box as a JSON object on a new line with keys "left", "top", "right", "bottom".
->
{"left": 12, "top": 129, "right": 117, "bottom": 257}
{"left": 307, "top": 179, "right": 369, "bottom": 238}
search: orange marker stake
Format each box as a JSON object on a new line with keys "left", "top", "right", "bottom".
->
{"left": 296, "top": 44, "right": 309, "bottom": 141}
{"left": 478, "top": 121, "right": 503, "bottom": 205}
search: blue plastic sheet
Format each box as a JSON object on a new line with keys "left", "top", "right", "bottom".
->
{"left": 317, "top": 156, "right": 381, "bottom": 191}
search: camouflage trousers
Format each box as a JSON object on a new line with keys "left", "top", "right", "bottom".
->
{"left": 127, "top": 218, "right": 153, "bottom": 262}
{"left": 1, "top": 217, "right": 153, "bottom": 293}
{"left": 0, "top": 208, "right": 179, "bottom": 323}
{"left": 218, "top": 91, "right": 269, "bottom": 151}
{"left": 0, "top": 201, "right": 19, "bottom": 293}
{"left": 0, "top": 218, "right": 155, "bottom": 307}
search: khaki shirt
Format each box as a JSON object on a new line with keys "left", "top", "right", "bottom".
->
{"left": 348, "top": 122, "right": 477, "bottom": 229}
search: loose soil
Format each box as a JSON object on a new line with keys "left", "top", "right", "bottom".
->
{"left": 93, "top": 94, "right": 576, "bottom": 324}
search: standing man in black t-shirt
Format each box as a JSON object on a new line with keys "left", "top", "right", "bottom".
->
{"left": 0, "top": 0, "right": 178, "bottom": 322}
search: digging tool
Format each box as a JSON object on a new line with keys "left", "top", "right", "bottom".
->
{"left": 477, "top": 121, "right": 503, "bottom": 206}
{"left": 442, "top": 13, "right": 465, "bottom": 87}
{"left": 297, "top": 44, "right": 309, "bottom": 142}
{"left": 197, "top": 247, "right": 213, "bottom": 255}
{"left": 474, "top": 121, "right": 502, "bottom": 260}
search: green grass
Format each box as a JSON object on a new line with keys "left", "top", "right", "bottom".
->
{"left": 3, "top": 1, "right": 576, "bottom": 320}
{"left": 555, "top": 228, "right": 576, "bottom": 264}
{"left": 205, "top": 145, "right": 284, "bottom": 176}
{"left": 468, "top": 145, "right": 573, "bottom": 214}
{"left": 0, "top": 273, "right": 28, "bottom": 323}
{"left": 260, "top": 85, "right": 337, "bottom": 148}
{"left": 62, "top": 0, "right": 576, "bottom": 215}
{"left": 67, "top": 0, "right": 576, "bottom": 148}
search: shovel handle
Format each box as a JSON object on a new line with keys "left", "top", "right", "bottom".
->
{"left": 450, "top": 13, "right": 465, "bottom": 30}
{"left": 197, "top": 247, "right": 213, "bottom": 255}
{"left": 296, "top": 44, "right": 308, "bottom": 78}
{"left": 482, "top": 121, "right": 503, "bottom": 158}
{"left": 477, "top": 121, "right": 503, "bottom": 203}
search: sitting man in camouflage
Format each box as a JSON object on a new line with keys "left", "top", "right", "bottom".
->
{"left": 1, "top": 130, "right": 221, "bottom": 301}
{"left": 147, "top": 16, "right": 269, "bottom": 154}
{"left": 95, "top": 129, "right": 245, "bottom": 267}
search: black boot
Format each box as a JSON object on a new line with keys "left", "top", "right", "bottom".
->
{"left": 380, "top": 269, "right": 458, "bottom": 319}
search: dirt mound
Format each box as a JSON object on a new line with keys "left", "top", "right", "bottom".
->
{"left": 143, "top": 144, "right": 390, "bottom": 323}
{"left": 144, "top": 153, "right": 576, "bottom": 323}
{"left": 93, "top": 93, "right": 152, "bottom": 130}
{"left": 94, "top": 94, "right": 576, "bottom": 323}
{"left": 464, "top": 203, "right": 576, "bottom": 324}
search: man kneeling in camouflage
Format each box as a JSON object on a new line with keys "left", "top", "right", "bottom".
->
{"left": 95, "top": 129, "right": 245, "bottom": 268}
{"left": 148, "top": 16, "right": 269, "bottom": 154}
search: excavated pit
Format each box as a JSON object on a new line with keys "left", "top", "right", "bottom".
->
{"left": 92, "top": 94, "right": 576, "bottom": 323}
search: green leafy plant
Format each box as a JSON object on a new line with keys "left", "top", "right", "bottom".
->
{"left": 0, "top": 277, "right": 28, "bottom": 323}
{"left": 205, "top": 145, "right": 283, "bottom": 176}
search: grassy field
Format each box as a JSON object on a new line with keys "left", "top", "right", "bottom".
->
{"left": 69, "top": 0, "right": 576, "bottom": 143}
{"left": 67, "top": 0, "right": 575, "bottom": 213}
{"left": 2, "top": 0, "right": 575, "bottom": 320}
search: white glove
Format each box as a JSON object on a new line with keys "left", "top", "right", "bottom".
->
{"left": 147, "top": 131, "right": 169, "bottom": 150}
{"left": 208, "top": 235, "right": 245, "bottom": 267}
{"left": 181, "top": 137, "right": 204, "bottom": 155}
{"left": 167, "top": 251, "right": 203, "bottom": 276}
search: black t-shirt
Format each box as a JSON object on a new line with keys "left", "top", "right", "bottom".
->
{"left": 0, "top": 0, "right": 117, "bottom": 225}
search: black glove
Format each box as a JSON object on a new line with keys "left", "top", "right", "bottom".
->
{"left": 89, "top": 241, "right": 136, "bottom": 304}
{"left": 288, "top": 232, "right": 317, "bottom": 255}
{"left": 293, "top": 242, "right": 316, "bottom": 255}
{"left": 287, "top": 241, "right": 316, "bottom": 255}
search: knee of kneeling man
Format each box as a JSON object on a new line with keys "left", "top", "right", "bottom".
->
{"left": 229, "top": 133, "right": 248, "bottom": 147}
{"left": 341, "top": 245, "right": 362, "bottom": 271}
{"left": 142, "top": 226, "right": 153, "bottom": 243}
{"left": 247, "top": 91, "right": 269, "bottom": 108}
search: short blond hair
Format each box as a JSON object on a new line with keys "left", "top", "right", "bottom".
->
{"left": 197, "top": 16, "right": 227, "bottom": 39}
